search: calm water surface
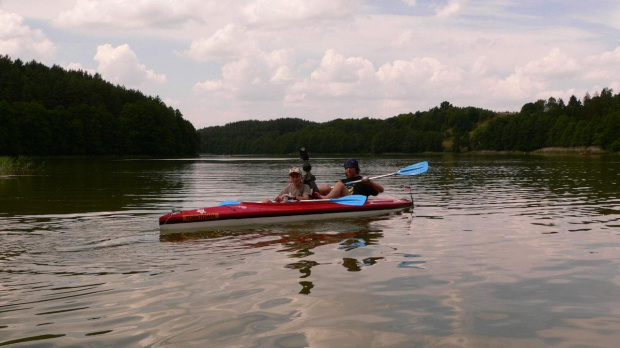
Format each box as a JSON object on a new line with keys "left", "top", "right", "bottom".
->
{"left": 1, "top": 156, "right": 618, "bottom": 347}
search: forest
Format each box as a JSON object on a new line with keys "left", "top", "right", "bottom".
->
{"left": 0, "top": 55, "right": 200, "bottom": 156}
{"left": 199, "top": 91, "right": 620, "bottom": 155}
{"left": 1, "top": 55, "right": 618, "bottom": 157}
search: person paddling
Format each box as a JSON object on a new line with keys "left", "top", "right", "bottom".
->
{"left": 264, "top": 167, "right": 312, "bottom": 203}
{"left": 317, "top": 159, "right": 384, "bottom": 199}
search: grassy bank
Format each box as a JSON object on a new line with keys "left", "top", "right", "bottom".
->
{"left": 0, "top": 156, "right": 37, "bottom": 174}
{"left": 531, "top": 146, "right": 605, "bottom": 154}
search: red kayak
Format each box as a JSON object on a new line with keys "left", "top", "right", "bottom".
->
{"left": 159, "top": 197, "right": 412, "bottom": 234}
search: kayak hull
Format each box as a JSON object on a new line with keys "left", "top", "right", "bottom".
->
{"left": 159, "top": 198, "right": 412, "bottom": 234}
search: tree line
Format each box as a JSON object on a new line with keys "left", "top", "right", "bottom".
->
{"left": 199, "top": 93, "right": 619, "bottom": 154}
{"left": 472, "top": 89, "right": 619, "bottom": 152}
{"left": 199, "top": 102, "right": 493, "bottom": 155}
{"left": 0, "top": 55, "right": 200, "bottom": 156}
{"left": 2, "top": 55, "right": 617, "bottom": 156}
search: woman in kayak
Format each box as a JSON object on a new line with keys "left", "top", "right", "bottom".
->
{"left": 264, "top": 167, "right": 313, "bottom": 203}
{"left": 317, "top": 159, "right": 384, "bottom": 199}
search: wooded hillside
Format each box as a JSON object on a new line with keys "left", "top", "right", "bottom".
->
{"left": 2, "top": 56, "right": 617, "bottom": 156}
{"left": 472, "top": 90, "right": 619, "bottom": 152}
{"left": 0, "top": 56, "right": 200, "bottom": 156}
{"left": 199, "top": 94, "right": 619, "bottom": 154}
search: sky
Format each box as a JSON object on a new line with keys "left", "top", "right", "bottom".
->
{"left": 1, "top": 0, "right": 620, "bottom": 129}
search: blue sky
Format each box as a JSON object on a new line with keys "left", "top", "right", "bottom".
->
{"left": 2, "top": 0, "right": 620, "bottom": 128}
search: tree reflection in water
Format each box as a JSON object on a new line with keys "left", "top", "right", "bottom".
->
{"left": 277, "top": 221, "right": 385, "bottom": 294}
{"left": 161, "top": 220, "right": 387, "bottom": 295}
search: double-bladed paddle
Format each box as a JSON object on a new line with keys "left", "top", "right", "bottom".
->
{"left": 345, "top": 161, "right": 428, "bottom": 185}
{"left": 218, "top": 194, "right": 368, "bottom": 206}
{"left": 218, "top": 200, "right": 243, "bottom": 206}
{"left": 309, "top": 194, "right": 367, "bottom": 206}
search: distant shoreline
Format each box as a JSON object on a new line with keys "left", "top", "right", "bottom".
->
{"left": 198, "top": 146, "right": 612, "bottom": 158}
{"left": 531, "top": 146, "right": 604, "bottom": 154}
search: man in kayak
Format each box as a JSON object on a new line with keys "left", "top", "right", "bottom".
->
{"left": 317, "top": 159, "right": 384, "bottom": 199}
{"left": 264, "top": 167, "right": 313, "bottom": 203}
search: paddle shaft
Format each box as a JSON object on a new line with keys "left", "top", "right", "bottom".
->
{"left": 296, "top": 195, "right": 367, "bottom": 206}
{"left": 345, "top": 161, "right": 428, "bottom": 185}
{"left": 299, "top": 198, "right": 361, "bottom": 204}
{"left": 346, "top": 172, "right": 395, "bottom": 185}
{"left": 221, "top": 195, "right": 367, "bottom": 206}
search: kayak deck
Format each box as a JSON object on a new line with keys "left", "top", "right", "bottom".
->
{"left": 159, "top": 197, "right": 412, "bottom": 234}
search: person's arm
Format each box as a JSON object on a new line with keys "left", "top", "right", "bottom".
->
{"left": 292, "top": 193, "right": 311, "bottom": 200}
{"left": 361, "top": 176, "right": 384, "bottom": 194}
{"left": 294, "top": 185, "right": 312, "bottom": 200}
{"left": 274, "top": 186, "right": 289, "bottom": 202}
{"left": 369, "top": 180, "right": 384, "bottom": 193}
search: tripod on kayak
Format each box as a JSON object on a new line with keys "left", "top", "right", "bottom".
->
{"left": 299, "top": 147, "right": 321, "bottom": 198}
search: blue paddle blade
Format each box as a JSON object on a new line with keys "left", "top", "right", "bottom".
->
{"left": 395, "top": 161, "right": 428, "bottom": 176}
{"left": 218, "top": 200, "right": 241, "bottom": 206}
{"left": 330, "top": 195, "right": 367, "bottom": 206}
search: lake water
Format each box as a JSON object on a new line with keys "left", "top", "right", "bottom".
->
{"left": 1, "top": 155, "right": 618, "bottom": 347}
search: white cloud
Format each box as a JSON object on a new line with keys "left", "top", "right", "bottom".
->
{"left": 573, "top": 2, "right": 620, "bottom": 31}
{"left": 284, "top": 93, "right": 305, "bottom": 104}
{"left": 194, "top": 48, "right": 297, "bottom": 101}
{"left": 435, "top": 0, "right": 468, "bottom": 18}
{"left": 55, "top": 0, "right": 211, "bottom": 29}
{"left": 587, "top": 46, "right": 620, "bottom": 65}
{"left": 0, "top": 10, "right": 56, "bottom": 61}
{"left": 377, "top": 57, "right": 464, "bottom": 98}
{"left": 53, "top": 0, "right": 361, "bottom": 33}
{"left": 492, "top": 69, "right": 546, "bottom": 99}
{"left": 533, "top": 88, "right": 588, "bottom": 104}
{"left": 56, "top": 0, "right": 119, "bottom": 28}
{"left": 65, "top": 62, "right": 96, "bottom": 75}
{"left": 470, "top": 56, "right": 495, "bottom": 76}
{"left": 194, "top": 79, "right": 227, "bottom": 92}
{"left": 303, "top": 49, "right": 377, "bottom": 99}
{"left": 94, "top": 44, "right": 166, "bottom": 88}
{"left": 521, "top": 47, "right": 580, "bottom": 76}
{"left": 391, "top": 30, "right": 416, "bottom": 48}
{"left": 0, "top": 0, "right": 75, "bottom": 21}
{"left": 270, "top": 65, "right": 294, "bottom": 84}
{"left": 487, "top": 48, "right": 581, "bottom": 100}
{"left": 242, "top": 0, "right": 362, "bottom": 26}
{"left": 163, "top": 97, "right": 181, "bottom": 108}
{"left": 582, "top": 46, "right": 620, "bottom": 90}
{"left": 3, "top": 0, "right": 620, "bottom": 128}
{"left": 184, "top": 24, "right": 259, "bottom": 62}
{"left": 311, "top": 49, "right": 375, "bottom": 83}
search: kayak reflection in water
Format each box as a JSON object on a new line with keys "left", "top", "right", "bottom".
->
{"left": 263, "top": 167, "right": 313, "bottom": 203}
{"left": 316, "top": 159, "right": 384, "bottom": 199}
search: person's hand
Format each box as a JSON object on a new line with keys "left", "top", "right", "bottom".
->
{"left": 361, "top": 176, "right": 370, "bottom": 184}
{"left": 276, "top": 194, "right": 296, "bottom": 202}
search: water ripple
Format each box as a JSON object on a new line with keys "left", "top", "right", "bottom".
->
{"left": 0, "top": 156, "right": 618, "bottom": 347}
